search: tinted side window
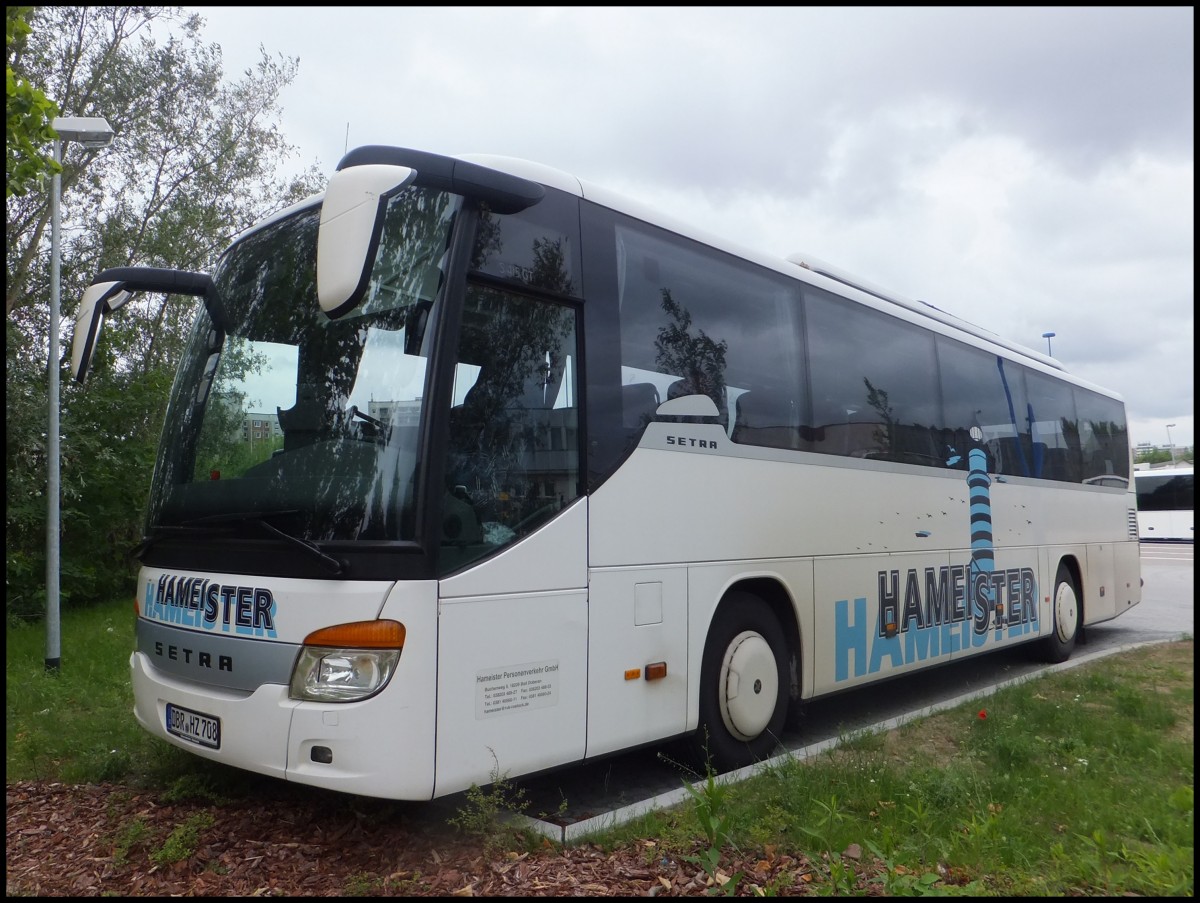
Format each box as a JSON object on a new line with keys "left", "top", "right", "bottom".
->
{"left": 470, "top": 190, "right": 582, "bottom": 299}
{"left": 937, "top": 337, "right": 1033, "bottom": 477}
{"left": 613, "top": 222, "right": 804, "bottom": 449}
{"left": 1024, "top": 368, "right": 1082, "bottom": 482}
{"left": 1074, "top": 388, "right": 1130, "bottom": 483}
{"left": 439, "top": 285, "right": 580, "bottom": 574}
{"left": 806, "top": 289, "right": 943, "bottom": 466}
{"left": 1137, "top": 474, "right": 1193, "bottom": 510}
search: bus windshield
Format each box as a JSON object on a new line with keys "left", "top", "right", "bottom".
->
{"left": 147, "top": 185, "right": 461, "bottom": 543}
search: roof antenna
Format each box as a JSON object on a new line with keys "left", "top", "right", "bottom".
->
{"left": 344, "top": 122, "right": 350, "bottom": 155}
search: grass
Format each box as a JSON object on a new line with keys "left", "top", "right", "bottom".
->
{"left": 594, "top": 639, "right": 1195, "bottom": 896}
{"left": 150, "top": 811, "right": 216, "bottom": 866}
{"left": 5, "top": 597, "right": 261, "bottom": 798}
{"left": 6, "top": 596, "right": 1194, "bottom": 895}
{"left": 6, "top": 597, "right": 178, "bottom": 787}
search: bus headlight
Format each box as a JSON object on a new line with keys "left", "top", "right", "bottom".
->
{"left": 288, "top": 620, "right": 405, "bottom": 703}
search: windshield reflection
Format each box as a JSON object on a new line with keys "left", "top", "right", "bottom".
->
{"left": 147, "top": 187, "right": 461, "bottom": 544}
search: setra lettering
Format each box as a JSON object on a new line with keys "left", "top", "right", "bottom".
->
{"left": 154, "top": 641, "right": 233, "bottom": 672}
{"left": 666, "top": 436, "right": 718, "bottom": 450}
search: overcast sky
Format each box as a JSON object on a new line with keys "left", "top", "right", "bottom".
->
{"left": 186, "top": 6, "right": 1194, "bottom": 450}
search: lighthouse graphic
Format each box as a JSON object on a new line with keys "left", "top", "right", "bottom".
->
{"left": 966, "top": 426, "right": 1005, "bottom": 633}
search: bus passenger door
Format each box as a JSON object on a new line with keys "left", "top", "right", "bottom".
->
{"left": 431, "top": 282, "right": 588, "bottom": 797}
{"left": 434, "top": 501, "right": 589, "bottom": 797}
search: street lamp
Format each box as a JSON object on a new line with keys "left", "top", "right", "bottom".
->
{"left": 1042, "top": 331, "right": 1056, "bottom": 356}
{"left": 46, "top": 115, "right": 114, "bottom": 672}
{"left": 1165, "top": 423, "right": 1176, "bottom": 465}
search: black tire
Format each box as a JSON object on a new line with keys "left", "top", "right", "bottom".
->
{"left": 1039, "top": 563, "right": 1080, "bottom": 664}
{"left": 694, "top": 592, "right": 789, "bottom": 771}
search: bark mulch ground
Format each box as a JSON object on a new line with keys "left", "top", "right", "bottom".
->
{"left": 6, "top": 778, "right": 906, "bottom": 896}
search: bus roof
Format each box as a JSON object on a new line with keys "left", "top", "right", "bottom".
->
{"left": 1135, "top": 466, "right": 1194, "bottom": 478}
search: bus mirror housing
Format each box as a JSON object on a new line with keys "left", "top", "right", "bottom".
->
{"left": 71, "top": 267, "right": 215, "bottom": 384}
{"left": 316, "top": 164, "right": 417, "bottom": 319}
{"left": 71, "top": 282, "right": 133, "bottom": 383}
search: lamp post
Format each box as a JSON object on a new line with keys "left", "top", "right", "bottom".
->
{"left": 1042, "top": 331, "right": 1055, "bottom": 356}
{"left": 46, "top": 115, "right": 114, "bottom": 672}
{"left": 1165, "top": 423, "right": 1176, "bottom": 465}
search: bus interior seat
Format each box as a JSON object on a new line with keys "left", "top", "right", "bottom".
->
{"left": 622, "top": 382, "right": 661, "bottom": 430}
{"left": 1039, "top": 446, "right": 1077, "bottom": 482}
{"left": 447, "top": 375, "right": 501, "bottom": 478}
{"left": 943, "top": 428, "right": 974, "bottom": 469}
{"left": 1083, "top": 451, "right": 1115, "bottom": 482}
{"left": 277, "top": 384, "right": 324, "bottom": 451}
{"left": 666, "top": 377, "right": 727, "bottom": 429}
{"left": 517, "top": 365, "right": 556, "bottom": 411}
{"left": 732, "top": 389, "right": 800, "bottom": 450}
{"left": 666, "top": 377, "right": 722, "bottom": 402}
{"left": 893, "top": 424, "right": 941, "bottom": 466}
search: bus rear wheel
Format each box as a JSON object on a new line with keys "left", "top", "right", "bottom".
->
{"left": 1039, "top": 563, "right": 1080, "bottom": 663}
{"left": 694, "top": 592, "right": 788, "bottom": 771}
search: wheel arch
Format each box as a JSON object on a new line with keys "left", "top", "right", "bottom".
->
{"left": 717, "top": 576, "right": 803, "bottom": 707}
{"left": 1036, "top": 552, "right": 1085, "bottom": 663}
{"left": 1055, "top": 554, "right": 1085, "bottom": 620}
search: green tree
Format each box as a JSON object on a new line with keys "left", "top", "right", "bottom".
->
{"left": 654, "top": 288, "right": 728, "bottom": 406}
{"left": 1134, "top": 448, "right": 1174, "bottom": 466}
{"left": 5, "top": 6, "right": 59, "bottom": 198}
{"left": 5, "top": 6, "right": 324, "bottom": 620}
{"left": 864, "top": 377, "right": 896, "bottom": 456}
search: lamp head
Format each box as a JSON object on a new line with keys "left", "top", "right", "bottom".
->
{"left": 51, "top": 116, "right": 115, "bottom": 149}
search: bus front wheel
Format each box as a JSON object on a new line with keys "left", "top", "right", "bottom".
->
{"left": 1039, "top": 563, "right": 1080, "bottom": 664}
{"left": 694, "top": 592, "right": 788, "bottom": 771}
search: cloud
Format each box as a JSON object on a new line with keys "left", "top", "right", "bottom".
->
{"left": 188, "top": 6, "right": 1194, "bottom": 447}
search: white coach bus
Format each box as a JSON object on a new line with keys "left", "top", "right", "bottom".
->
{"left": 72, "top": 146, "right": 1142, "bottom": 800}
{"left": 1135, "top": 467, "right": 1194, "bottom": 541}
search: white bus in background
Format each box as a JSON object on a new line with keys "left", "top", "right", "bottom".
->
{"left": 1135, "top": 467, "right": 1194, "bottom": 541}
{"left": 70, "top": 145, "right": 1141, "bottom": 801}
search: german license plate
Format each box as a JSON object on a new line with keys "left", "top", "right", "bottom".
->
{"left": 165, "top": 703, "right": 221, "bottom": 749}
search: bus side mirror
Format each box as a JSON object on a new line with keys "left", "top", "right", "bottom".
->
{"left": 316, "top": 163, "right": 416, "bottom": 319}
{"left": 71, "top": 281, "right": 133, "bottom": 383}
{"left": 71, "top": 267, "right": 215, "bottom": 384}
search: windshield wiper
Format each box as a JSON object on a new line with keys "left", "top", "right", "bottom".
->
{"left": 188, "top": 511, "right": 347, "bottom": 576}
{"left": 129, "top": 522, "right": 236, "bottom": 563}
{"left": 138, "top": 510, "right": 347, "bottom": 576}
